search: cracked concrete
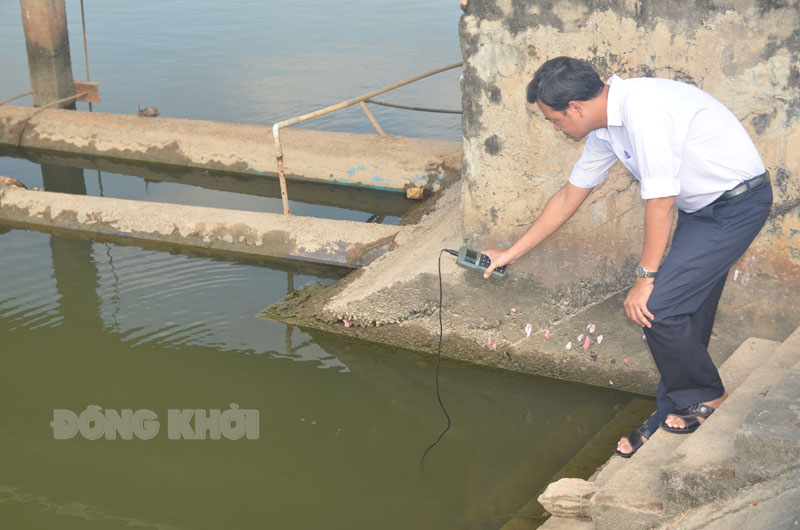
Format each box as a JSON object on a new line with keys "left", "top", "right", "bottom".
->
{"left": 0, "top": 105, "right": 461, "bottom": 194}
{"left": 0, "top": 178, "right": 399, "bottom": 268}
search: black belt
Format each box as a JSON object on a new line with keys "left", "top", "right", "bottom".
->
{"left": 715, "top": 171, "right": 769, "bottom": 203}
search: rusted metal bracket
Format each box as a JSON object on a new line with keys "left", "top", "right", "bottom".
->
{"left": 73, "top": 81, "right": 101, "bottom": 103}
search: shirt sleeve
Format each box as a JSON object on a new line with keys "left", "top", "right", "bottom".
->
{"left": 569, "top": 131, "right": 617, "bottom": 189}
{"left": 625, "top": 103, "right": 683, "bottom": 200}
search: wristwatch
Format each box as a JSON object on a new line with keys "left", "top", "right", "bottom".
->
{"left": 635, "top": 264, "right": 657, "bottom": 279}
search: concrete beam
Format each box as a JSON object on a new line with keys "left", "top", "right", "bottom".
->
{"left": 0, "top": 105, "right": 462, "bottom": 194}
{"left": 0, "top": 178, "right": 399, "bottom": 268}
{"left": 19, "top": 0, "right": 76, "bottom": 109}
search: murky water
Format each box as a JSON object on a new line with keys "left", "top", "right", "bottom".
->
{"left": 0, "top": 1, "right": 652, "bottom": 528}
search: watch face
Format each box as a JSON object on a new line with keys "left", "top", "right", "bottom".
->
{"left": 636, "top": 265, "right": 645, "bottom": 277}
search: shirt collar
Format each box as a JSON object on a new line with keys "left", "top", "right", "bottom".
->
{"left": 595, "top": 74, "right": 623, "bottom": 141}
{"left": 605, "top": 74, "right": 623, "bottom": 127}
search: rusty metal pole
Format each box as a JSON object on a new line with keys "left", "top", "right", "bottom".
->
{"left": 272, "top": 61, "right": 462, "bottom": 216}
{"left": 19, "top": 0, "right": 77, "bottom": 109}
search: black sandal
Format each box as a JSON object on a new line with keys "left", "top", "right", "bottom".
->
{"left": 661, "top": 403, "right": 715, "bottom": 434}
{"left": 615, "top": 424, "right": 653, "bottom": 458}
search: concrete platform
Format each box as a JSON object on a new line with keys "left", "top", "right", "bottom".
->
{"left": 0, "top": 105, "right": 461, "bottom": 194}
{"left": 0, "top": 178, "right": 399, "bottom": 268}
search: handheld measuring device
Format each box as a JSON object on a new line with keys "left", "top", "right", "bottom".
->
{"left": 455, "top": 246, "right": 507, "bottom": 280}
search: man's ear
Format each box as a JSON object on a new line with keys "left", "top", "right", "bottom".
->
{"left": 567, "top": 101, "right": 584, "bottom": 117}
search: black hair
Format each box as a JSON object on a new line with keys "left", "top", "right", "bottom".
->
{"left": 527, "top": 56, "right": 605, "bottom": 111}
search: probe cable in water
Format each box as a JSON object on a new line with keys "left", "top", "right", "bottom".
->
{"left": 420, "top": 247, "right": 506, "bottom": 475}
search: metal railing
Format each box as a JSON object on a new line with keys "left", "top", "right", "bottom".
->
{"left": 271, "top": 61, "right": 463, "bottom": 215}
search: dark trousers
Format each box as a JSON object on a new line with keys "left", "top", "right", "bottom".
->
{"left": 642, "top": 181, "right": 773, "bottom": 433}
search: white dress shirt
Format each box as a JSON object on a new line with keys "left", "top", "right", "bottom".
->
{"left": 569, "top": 75, "right": 766, "bottom": 213}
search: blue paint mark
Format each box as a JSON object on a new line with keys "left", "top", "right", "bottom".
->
{"left": 246, "top": 163, "right": 255, "bottom": 171}
{"left": 346, "top": 165, "right": 367, "bottom": 178}
{"left": 372, "top": 175, "right": 386, "bottom": 182}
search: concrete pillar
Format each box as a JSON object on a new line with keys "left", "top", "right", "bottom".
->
{"left": 19, "top": 0, "right": 76, "bottom": 109}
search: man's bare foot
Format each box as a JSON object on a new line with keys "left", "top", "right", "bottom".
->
{"left": 663, "top": 390, "right": 728, "bottom": 430}
{"left": 616, "top": 433, "right": 648, "bottom": 456}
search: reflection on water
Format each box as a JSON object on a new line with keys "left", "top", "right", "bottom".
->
{"left": 0, "top": 228, "right": 647, "bottom": 529}
{"left": 0, "top": 1, "right": 653, "bottom": 528}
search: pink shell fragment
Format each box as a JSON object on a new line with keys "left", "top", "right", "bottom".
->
{"left": 609, "top": 380, "right": 614, "bottom": 385}
{"left": 492, "top": 343, "right": 498, "bottom": 351}
{"left": 544, "top": 329, "right": 551, "bottom": 340}
{"left": 624, "top": 358, "right": 629, "bottom": 365}
{"left": 566, "top": 341, "right": 572, "bottom": 350}
{"left": 511, "top": 308, "right": 517, "bottom": 315}
{"left": 343, "top": 320, "right": 351, "bottom": 328}
{"left": 583, "top": 337, "right": 590, "bottom": 350}
{"left": 488, "top": 336, "right": 493, "bottom": 346}
{"left": 525, "top": 323, "right": 533, "bottom": 338}
{"left": 589, "top": 324, "right": 596, "bottom": 334}
{"left": 386, "top": 282, "right": 393, "bottom": 289}
{"left": 578, "top": 333, "right": 584, "bottom": 341}
{"left": 597, "top": 335, "right": 604, "bottom": 344}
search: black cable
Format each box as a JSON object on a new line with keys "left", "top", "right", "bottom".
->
{"left": 420, "top": 248, "right": 458, "bottom": 474}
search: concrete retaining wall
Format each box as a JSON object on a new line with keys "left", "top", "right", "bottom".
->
{"left": 0, "top": 178, "right": 399, "bottom": 268}
{"left": 0, "top": 105, "right": 461, "bottom": 194}
{"left": 459, "top": 0, "right": 800, "bottom": 340}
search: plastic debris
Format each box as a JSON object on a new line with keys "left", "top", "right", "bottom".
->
{"left": 597, "top": 335, "right": 604, "bottom": 344}
{"left": 589, "top": 324, "right": 596, "bottom": 334}
{"left": 386, "top": 282, "right": 393, "bottom": 289}
{"left": 733, "top": 270, "right": 739, "bottom": 281}
{"left": 343, "top": 320, "right": 351, "bottom": 328}
{"left": 525, "top": 323, "right": 533, "bottom": 338}
{"left": 583, "top": 337, "right": 590, "bottom": 350}
{"left": 578, "top": 333, "right": 585, "bottom": 341}
{"left": 566, "top": 341, "right": 572, "bottom": 350}
{"left": 544, "top": 329, "right": 551, "bottom": 340}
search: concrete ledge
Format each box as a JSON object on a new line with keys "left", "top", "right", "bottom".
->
{"left": 0, "top": 179, "right": 399, "bottom": 267}
{"left": 0, "top": 105, "right": 461, "bottom": 193}
{"left": 735, "top": 359, "right": 800, "bottom": 484}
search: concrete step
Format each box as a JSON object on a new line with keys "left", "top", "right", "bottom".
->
{"left": 735, "top": 358, "right": 800, "bottom": 483}
{"left": 660, "top": 331, "right": 799, "bottom": 513}
{"left": 588, "top": 337, "right": 781, "bottom": 530}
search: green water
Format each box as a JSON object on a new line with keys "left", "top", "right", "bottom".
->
{"left": 0, "top": 1, "right": 652, "bottom": 527}
{"left": 0, "top": 228, "right": 645, "bottom": 529}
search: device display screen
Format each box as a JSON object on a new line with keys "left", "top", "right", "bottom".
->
{"left": 464, "top": 249, "right": 478, "bottom": 264}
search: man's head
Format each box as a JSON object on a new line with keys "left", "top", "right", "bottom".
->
{"left": 527, "top": 56, "right": 607, "bottom": 141}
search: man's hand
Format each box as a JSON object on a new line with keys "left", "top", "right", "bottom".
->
{"left": 624, "top": 278, "right": 655, "bottom": 327}
{"left": 481, "top": 248, "right": 515, "bottom": 279}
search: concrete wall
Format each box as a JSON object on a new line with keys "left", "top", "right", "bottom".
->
{"left": 459, "top": 0, "right": 800, "bottom": 338}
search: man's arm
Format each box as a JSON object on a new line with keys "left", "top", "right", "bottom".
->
{"left": 624, "top": 196, "right": 675, "bottom": 327}
{"left": 482, "top": 182, "right": 594, "bottom": 278}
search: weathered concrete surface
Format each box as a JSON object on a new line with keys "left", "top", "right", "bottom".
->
{"left": 0, "top": 178, "right": 399, "bottom": 267}
{"left": 458, "top": 0, "right": 800, "bottom": 349}
{"left": 0, "top": 145, "right": 411, "bottom": 217}
{"left": 0, "top": 105, "right": 461, "bottom": 193}
{"left": 262, "top": 181, "right": 766, "bottom": 396}
{"left": 19, "top": 0, "right": 76, "bottom": 109}
{"left": 735, "top": 359, "right": 800, "bottom": 484}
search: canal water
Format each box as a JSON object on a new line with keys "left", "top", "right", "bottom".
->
{"left": 0, "top": 1, "right": 652, "bottom": 529}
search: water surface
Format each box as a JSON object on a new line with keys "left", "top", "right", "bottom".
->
{"left": 0, "top": 2, "right": 650, "bottom": 528}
